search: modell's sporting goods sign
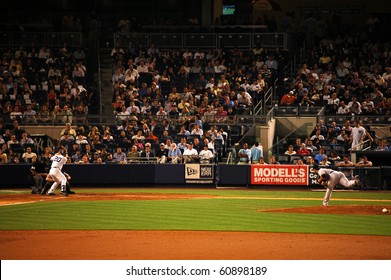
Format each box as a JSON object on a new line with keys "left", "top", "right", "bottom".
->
{"left": 251, "top": 164, "right": 309, "bottom": 185}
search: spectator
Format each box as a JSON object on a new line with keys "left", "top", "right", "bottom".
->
{"left": 237, "top": 143, "right": 251, "bottom": 165}
{"left": 168, "top": 143, "right": 182, "bottom": 164}
{"left": 9, "top": 106, "right": 23, "bottom": 122}
{"left": 178, "top": 137, "right": 188, "bottom": 151}
{"left": 131, "top": 130, "right": 145, "bottom": 143}
{"left": 1, "top": 152, "right": 9, "bottom": 164}
{"left": 280, "top": 90, "right": 296, "bottom": 106}
{"left": 37, "top": 104, "right": 52, "bottom": 124}
{"left": 155, "top": 106, "right": 167, "bottom": 120}
{"left": 336, "top": 101, "right": 350, "bottom": 115}
{"left": 75, "top": 133, "right": 89, "bottom": 146}
{"left": 72, "top": 63, "right": 86, "bottom": 86}
{"left": 284, "top": 144, "right": 297, "bottom": 156}
{"left": 190, "top": 123, "right": 203, "bottom": 137}
{"left": 102, "top": 130, "right": 114, "bottom": 144}
{"left": 314, "top": 147, "right": 327, "bottom": 164}
{"left": 305, "top": 140, "right": 318, "bottom": 153}
{"left": 355, "top": 155, "right": 373, "bottom": 188}
{"left": 355, "top": 155, "right": 373, "bottom": 167}
{"left": 257, "top": 156, "right": 268, "bottom": 165}
{"left": 22, "top": 146, "right": 37, "bottom": 163}
{"left": 310, "top": 129, "right": 325, "bottom": 142}
{"left": 133, "top": 138, "right": 144, "bottom": 151}
{"left": 117, "top": 130, "right": 131, "bottom": 145}
{"left": 297, "top": 143, "right": 311, "bottom": 156}
{"left": 306, "top": 156, "right": 316, "bottom": 165}
{"left": 237, "top": 88, "right": 253, "bottom": 109}
{"left": 320, "top": 155, "right": 331, "bottom": 166}
{"left": 73, "top": 105, "right": 88, "bottom": 125}
{"left": 192, "top": 137, "right": 202, "bottom": 153}
{"left": 291, "top": 137, "right": 302, "bottom": 151}
{"left": 7, "top": 134, "right": 19, "bottom": 149}
{"left": 61, "top": 105, "right": 73, "bottom": 124}
{"left": 112, "top": 147, "right": 127, "bottom": 164}
{"left": 140, "top": 143, "right": 155, "bottom": 161}
{"left": 375, "top": 139, "right": 390, "bottom": 151}
{"left": 350, "top": 120, "right": 373, "bottom": 151}
{"left": 177, "top": 125, "right": 190, "bottom": 138}
{"left": 70, "top": 147, "right": 82, "bottom": 162}
{"left": 60, "top": 123, "right": 77, "bottom": 138}
{"left": 59, "top": 132, "right": 75, "bottom": 148}
{"left": 268, "top": 155, "right": 280, "bottom": 164}
{"left": 183, "top": 142, "right": 199, "bottom": 164}
{"left": 329, "top": 150, "right": 341, "bottom": 162}
{"left": 127, "top": 145, "right": 140, "bottom": 162}
{"left": 23, "top": 104, "right": 37, "bottom": 124}
{"left": 250, "top": 142, "right": 263, "bottom": 164}
{"left": 156, "top": 143, "right": 168, "bottom": 163}
{"left": 341, "top": 120, "right": 353, "bottom": 136}
{"left": 144, "top": 130, "right": 158, "bottom": 144}
{"left": 199, "top": 144, "right": 214, "bottom": 164}
{"left": 335, "top": 155, "right": 354, "bottom": 179}
{"left": 79, "top": 154, "right": 90, "bottom": 164}
{"left": 158, "top": 130, "right": 172, "bottom": 145}
{"left": 20, "top": 132, "right": 35, "bottom": 147}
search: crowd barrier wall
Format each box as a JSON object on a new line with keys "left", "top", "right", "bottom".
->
{"left": 1, "top": 163, "right": 388, "bottom": 190}
{"left": 353, "top": 151, "right": 391, "bottom": 166}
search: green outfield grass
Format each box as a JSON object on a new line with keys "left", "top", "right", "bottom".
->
{"left": 1, "top": 188, "right": 391, "bottom": 235}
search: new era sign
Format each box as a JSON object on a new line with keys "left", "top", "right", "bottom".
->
{"left": 185, "top": 164, "right": 214, "bottom": 184}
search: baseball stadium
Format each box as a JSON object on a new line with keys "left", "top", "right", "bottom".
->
{"left": 1, "top": 0, "right": 391, "bottom": 264}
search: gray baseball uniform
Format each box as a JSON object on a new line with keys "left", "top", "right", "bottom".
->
{"left": 318, "top": 168, "right": 357, "bottom": 206}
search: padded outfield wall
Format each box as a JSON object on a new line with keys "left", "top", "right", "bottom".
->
{"left": 0, "top": 161, "right": 389, "bottom": 190}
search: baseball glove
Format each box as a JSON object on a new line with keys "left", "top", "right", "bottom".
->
{"left": 320, "top": 180, "right": 328, "bottom": 187}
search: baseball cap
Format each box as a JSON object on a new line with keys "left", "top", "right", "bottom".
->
{"left": 66, "top": 122, "right": 71, "bottom": 126}
{"left": 312, "top": 163, "right": 319, "bottom": 170}
{"left": 160, "top": 143, "right": 165, "bottom": 146}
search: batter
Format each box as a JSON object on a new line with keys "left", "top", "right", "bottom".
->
{"left": 47, "top": 146, "right": 68, "bottom": 196}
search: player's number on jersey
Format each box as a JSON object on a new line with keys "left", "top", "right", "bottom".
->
{"left": 53, "top": 156, "right": 62, "bottom": 162}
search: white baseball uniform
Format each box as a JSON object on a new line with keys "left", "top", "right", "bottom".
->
{"left": 319, "top": 168, "right": 357, "bottom": 206}
{"left": 351, "top": 126, "right": 366, "bottom": 151}
{"left": 48, "top": 154, "right": 68, "bottom": 194}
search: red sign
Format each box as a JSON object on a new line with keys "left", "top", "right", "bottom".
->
{"left": 251, "top": 164, "right": 309, "bottom": 185}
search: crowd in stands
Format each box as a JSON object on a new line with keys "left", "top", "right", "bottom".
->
{"left": 0, "top": 118, "right": 230, "bottom": 165}
{"left": 266, "top": 24, "right": 391, "bottom": 169}
{"left": 278, "top": 33, "right": 391, "bottom": 117}
{"left": 66, "top": 42, "right": 287, "bottom": 165}
{"left": 1, "top": 11, "right": 391, "bottom": 168}
{"left": 0, "top": 43, "right": 97, "bottom": 126}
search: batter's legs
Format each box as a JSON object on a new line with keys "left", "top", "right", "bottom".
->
{"left": 47, "top": 171, "right": 67, "bottom": 195}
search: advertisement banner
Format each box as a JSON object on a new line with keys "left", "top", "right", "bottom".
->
{"left": 308, "top": 165, "right": 321, "bottom": 186}
{"left": 185, "top": 164, "right": 214, "bottom": 184}
{"left": 251, "top": 164, "right": 309, "bottom": 185}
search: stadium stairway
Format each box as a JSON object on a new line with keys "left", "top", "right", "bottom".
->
{"left": 99, "top": 48, "right": 116, "bottom": 124}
